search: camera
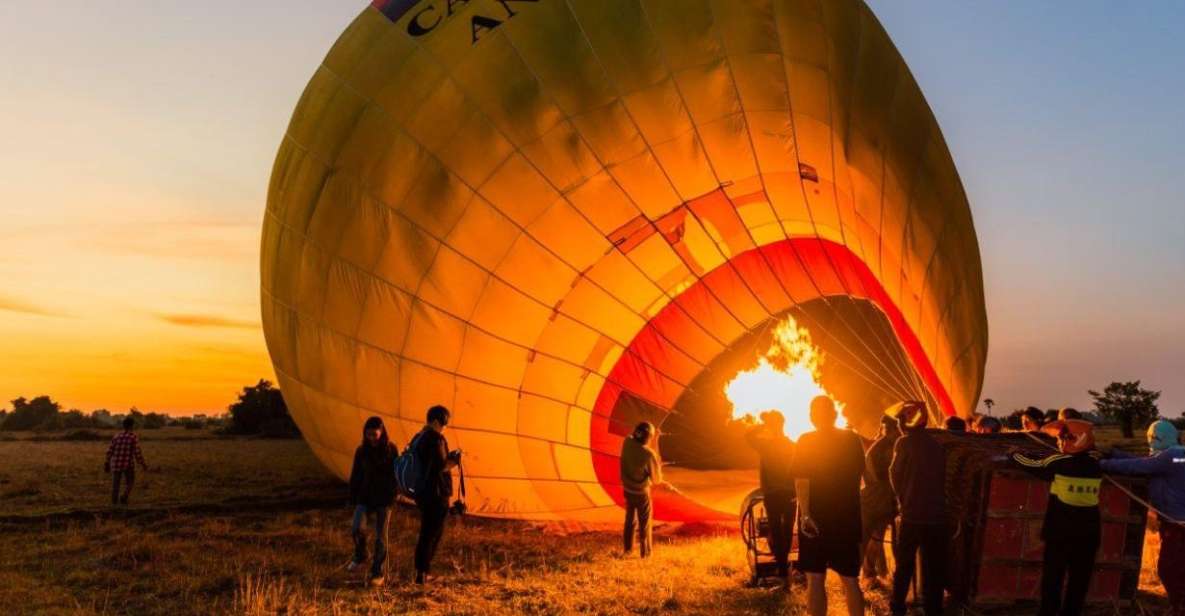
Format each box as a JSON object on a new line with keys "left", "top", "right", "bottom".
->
{"left": 449, "top": 499, "right": 467, "bottom": 516}
{"left": 447, "top": 449, "right": 463, "bottom": 462}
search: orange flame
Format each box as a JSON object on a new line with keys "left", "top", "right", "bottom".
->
{"left": 724, "top": 315, "right": 845, "bottom": 439}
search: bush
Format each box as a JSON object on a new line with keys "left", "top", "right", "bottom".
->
{"left": 60, "top": 429, "right": 105, "bottom": 441}
{"left": 182, "top": 419, "right": 205, "bottom": 430}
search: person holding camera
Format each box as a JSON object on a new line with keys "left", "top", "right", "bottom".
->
{"left": 413, "top": 405, "right": 461, "bottom": 585}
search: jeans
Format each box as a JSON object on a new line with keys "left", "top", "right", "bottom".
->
{"left": 891, "top": 522, "right": 947, "bottom": 616}
{"left": 764, "top": 491, "right": 796, "bottom": 574}
{"left": 351, "top": 505, "right": 391, "bottom": 578}
{"left": 111, "top": 468, "right": 135, "bottom": 505}
{"left": 415, "top": 497, "right": 449, "bottom": 574}
{"left": 623, "top": 490, "right": 652, "bottom": 557}
{"left": 1039, "top": 532, "right": 1099, "bottom": 616}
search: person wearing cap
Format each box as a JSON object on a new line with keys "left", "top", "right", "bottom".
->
{"left": 1010, "top": 419, "right": 1102, "bottom": 616}
{"left": 744, "top": 411, "right": 797, "bottom": 581}
{"left": 888, "top": 401, "right": 948, "bottom": 616}
{"left": 860, "top": 413, "right": 901, "bottom": 582}
{"left": 1101, "top": 419, "right": 1185, "bottom": 615}
{"left": 347, "top": 416, "right": 399, "bottom": 586}
{"left": 620, "top": 421, "right": 663, "bottom": 558}
{"left": 413, "top": 404, "right": 461, "bottom": 585}
{"left": 791, "top": 396, "right": 866, "bottom": 616}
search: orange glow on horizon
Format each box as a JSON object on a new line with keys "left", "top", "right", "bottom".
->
{"left": 724, "top": 315, "right": 845, "bottom": 440}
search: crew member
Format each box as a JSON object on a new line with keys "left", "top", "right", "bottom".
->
{"left": 860, "top": 413, "right": 900, "bottom": 582}
{"left": 792, "top": 396, "right": 865, "bottom": 616}
{"left": 1101, "top": 420, "right": 1185, "bottom": 615}
{"left": 1010, "top": 419, "right": 1101, "bottom": 616}
{"left": 620, "top": 421, "right": 663, "bottom": 558}
{"left": 1021, "top": 407, "right": 1045, "bottom": 432}
{"left": 745, "top": 411, "right": 797, "bottom": 581}
{"left": 889, "top": 401, "right": 948, "bottom": 616}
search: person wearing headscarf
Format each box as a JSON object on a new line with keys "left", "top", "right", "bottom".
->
{"left": 620, "top": 421, "right": 663, "bottom": 558}
{"left": 888, "top": 401, "right": 948, "bottom": 616}
{"left": 1102, "top": 420, "right": 1185, "bottom": 615}
{"left": 347, "top": 416, "right": 399, "bottom": 586}
{"left": 1010, "top": 419, "right": 1102, "bottom": 616}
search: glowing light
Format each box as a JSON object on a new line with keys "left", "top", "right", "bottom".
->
{"left": 724, "top": 315, "right": 845, "bottom": 439}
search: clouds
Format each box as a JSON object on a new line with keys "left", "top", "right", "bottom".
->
{"left": 0, "top": 294, "right": 63, "bottom": 318}
{"left": 155, "top": 313, "right": 259, "bottom": 330}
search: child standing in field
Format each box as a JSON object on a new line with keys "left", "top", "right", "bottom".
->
{"left": 104, "top": 417, "right": 148, "bottom": 506}
{"left": 348, "top": 416, "right": 399, "bottom": 587}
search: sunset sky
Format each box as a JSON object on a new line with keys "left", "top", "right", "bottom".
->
{"left": 1, "top": 2, "right": 1181, "bottom": 416}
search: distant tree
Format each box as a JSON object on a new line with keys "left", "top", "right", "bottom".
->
{"left": 1089, "top": 381, "right": 1160, "bottom": 438}
{"left": 0, "top": 396, "right": 62, "bottom": 431}
{"left": 227, "top": 380, "right": 298, "bottom": 437}
{"left": 141, "top": 412, "right": 169, "bottom": 430}
{"left": 0, "top": 409, "right": 8, "bottom": 427}
{"left": 983, "top": 398, "right": 995, "bottom": 416}
{"left": 59, "top": 409, "right": 92, "bottom": 429}
{"left": 91, "top": 409, "right": 114, "bottom": 427}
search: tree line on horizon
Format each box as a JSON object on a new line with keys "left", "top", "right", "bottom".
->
{"left": 0, "top": 380, "right": 299, "bottom": 438}
{"left": 982, "top": 380, "right": 1182, "bottom": 438}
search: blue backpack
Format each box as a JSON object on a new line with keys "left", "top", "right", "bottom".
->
{"left": 395, "top": 431, "right": 425, "bottom": 498}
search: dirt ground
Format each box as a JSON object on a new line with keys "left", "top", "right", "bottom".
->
{"left": 0, "top": 429, "right": 1173, "bottom": 615}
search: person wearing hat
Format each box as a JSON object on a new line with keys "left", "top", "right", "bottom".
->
{"left": 620, "top": 421, "right": 663, "bottom": 558}
{"left": 1101, "top": 419, "right": 1185, "bottom": 615}
{"left": 745, "top": 411, "right": 797, "bottom": 581}
{"left": 888, "top": 401, "right": 948, "bottom": 616}
{"left": 860, "top": 413, "right": 901, "bottom": 583}
{"left": 1010, "top": 419, "right": 1102, "bottom": 616}
{"left": 347, "top": 416, "right": 400, "bottom": 586}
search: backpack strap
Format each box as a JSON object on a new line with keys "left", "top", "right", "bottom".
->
{"left": 456, "top": 457, "right": 467, "bottom": 501}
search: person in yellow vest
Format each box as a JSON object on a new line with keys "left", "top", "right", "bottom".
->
{"left": 620, "top": 421, "right": 663, "bottom": 558}
{"left": 1009, "top": 419, "right": 1101, "bottom": 616}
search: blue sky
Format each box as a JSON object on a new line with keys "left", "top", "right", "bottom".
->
{"left": 0, "top": 1, "right": 1180, "bottom": 414}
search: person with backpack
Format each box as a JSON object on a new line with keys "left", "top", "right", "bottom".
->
{"left": 620, "top": 421, "right": 663, "bottom": 558}
{"left": 411, "top": 405, "right": 460, "bottom": 585}
{"left": 104, "top": 417, "right": 149, "bottom": 506}
{"left": 347, "top": 416, "right": 399, "bottom": 586}
{"left": 1101, "top": 420, "right": 1185, "bottom": 615}
{"left": 1010, "top": 419, "right": 1102, "bottom": 616}
{"left": 744, "top": 411, "right": 796, "bottom": 582}
{"left": 888, "top": 401, "right": 948, "bottom": 616}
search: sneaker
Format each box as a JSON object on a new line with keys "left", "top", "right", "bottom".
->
{"left": 414, "top": 571, "right": 427, "bottom": 585}
{"left": 346, "top": 561, "right": 363, "bottom": 573}
{"left": 369, "top": 576, "right": 385, "bottom": 587}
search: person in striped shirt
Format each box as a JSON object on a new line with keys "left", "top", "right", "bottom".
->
{"left": 105, "top": 417, "right": 149, "bottom": 505}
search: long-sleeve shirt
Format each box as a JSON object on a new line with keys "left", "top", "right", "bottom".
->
{"left": 1011, "top": 450, "right": 1101, "bottom": 542}
{"left": 414, "top": 428, "right": 452, "bottom": 501}
{"left": 105, "top": 432, "right": 146, "bottom": 471}
{"left": 349, "top": 442, "right": 399, "bottom": 507}
{"left": 744, "top": 426, "right": 795, "bottom": 497}
{"left": 889, "top": 430, "right": 946, "bottom": 524}
{"left": 620, "top": 437, "right": 662, "bottom": 495}
{"left": 1101, "top": 446, "right": 1185, "bottom": 522}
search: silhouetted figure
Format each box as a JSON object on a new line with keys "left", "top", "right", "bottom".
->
{"left": 861, "top": 414, "right": 901, "bottom": 582}
{"left": 943, "top": 416, "right": 966, "bottom": 433}
{"left": 104, "top": 417, "right": 148, "bottom": 505}
{"left": 620, "top": 421, "right": 663, "bottom": 558}
{"left": 745, "top": 411, "right": 796, "bottom": 581}
{"left": 792, "top": 396, "right": 865, "bottom": 616}
{"left": 889, "top": 402, "right": 948, "bottom": 616}
{"left": 1011, "top": 420, "right": 1101, "bottom": 616}
{"left": 1021, "top": 407, "right": 1045, "bottom": 432}
{"left": 413, "top": 405, "right": 460, "bottom": 585}
{"left": 347, "top": 416, "right": 398, "bottom": 586}
{"left": 976, "top": 416, "right": 1002, "bottom": 434}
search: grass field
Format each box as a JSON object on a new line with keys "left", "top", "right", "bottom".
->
{"left": 0, "top": 428, "right": 1172, "bottom": 615}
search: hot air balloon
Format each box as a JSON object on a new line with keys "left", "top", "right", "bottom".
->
{"left": 261, "top": 0, "right": 988, "bottom": 523}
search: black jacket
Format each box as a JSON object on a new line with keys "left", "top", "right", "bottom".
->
{"left": 349, "top": 442, "right": 399, "bottom": 507}
{"left": 1010, "top": 450, "right": 1101, "bottom": 542}
{"left": 745, "top": 426, "right": 796, "bottom": 497}
{"left": 414, "top": 428, "right": 453, "bottom": 501}
{"left": 889, "top": 429, "right": 947, "bottom": 524}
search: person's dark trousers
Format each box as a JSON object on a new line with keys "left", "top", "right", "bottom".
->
{"left": 111, "top": 468, "right": 135, "bottom": 505}
{"left": 764, "top": 491, "right": 796, "bottom": 575}
{"left": 623, "top": 490, "right": 653, "bottom": 557}
{"left": 351, "top": 505, "right": 391, "bottom": 577}
{"left": 415, "top": 496, "right": 449, "bottom": 574}
{"left": 1159, "top": 523, "right": 1185, "bottom": 616}
{"left": 1039, "top": 534, "right": 1099, "bottom": 616}
{"left": 890, "top": 522, "right": 948, "bottom": 616}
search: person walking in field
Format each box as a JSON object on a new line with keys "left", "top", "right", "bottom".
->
{"left": 104, "top": 417, "right": 148, "bottom": 506}
{"left": 888, "top": 402, "right": 948, "bottom": 616}
{"left": 1100, "top": 419, "right": 1185, "bottom": 615}
{"left": 620, "top": 421, "right": 663, "bottom": 558}
{"left": 860, "top": 413, "right": 901, "bottom": 583}
{"left": 745, "top": 411, "right": 796, "bottom": 582}
{"left": 1010, "top": 419, "right": 1101, "bottom": 616}
{"left": 791, "top": 396, "right": 866, "bottom": 616}
{"left": 347, "top": 416, "right": 399, "bottom": 587}
{"left": 413, "top": 405, "right": 460, "bottom": 585}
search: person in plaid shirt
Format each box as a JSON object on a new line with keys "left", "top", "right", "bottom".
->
{"left": 105, "top": 417, "right": 149, "bottom": 505}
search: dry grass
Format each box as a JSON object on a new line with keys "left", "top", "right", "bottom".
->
{"left": 0, "top": 432, "right": 1171, "bottom": 615}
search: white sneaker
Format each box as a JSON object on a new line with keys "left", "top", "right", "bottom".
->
{"left": 346, "top": 561, "right": 363, "bottom": 573}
